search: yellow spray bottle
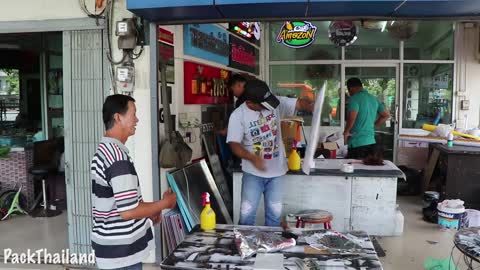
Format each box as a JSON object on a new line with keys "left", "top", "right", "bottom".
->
{"left": 288, "top": 140, "right": 301, "bottom": 171}
{"left": 200, "top": 192, "right": 216, "bottom": 230}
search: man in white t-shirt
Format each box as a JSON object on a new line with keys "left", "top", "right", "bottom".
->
{"left": 227, "top": 79, "right": 313, "bottom": 226}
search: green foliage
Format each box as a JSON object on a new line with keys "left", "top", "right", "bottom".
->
{"left": 0, "top": 145, "right": 11, "bottom": 159}
{"left": 1, "top": 69, "right": 20, "bottom": 95}
{"left": 363, "top": 78, "right": 396, "bottom": 112}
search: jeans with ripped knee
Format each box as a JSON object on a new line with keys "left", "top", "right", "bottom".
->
{"left": 239, "top": 172, "right": 283, "bottom": 226}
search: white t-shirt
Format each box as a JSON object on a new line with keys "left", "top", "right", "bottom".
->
{"left": 227, "top": 96, "right": 297, "bottom": 178}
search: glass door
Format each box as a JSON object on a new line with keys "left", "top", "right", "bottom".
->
{"left": 344, "top": 66, "right": 399, "bottom": 161}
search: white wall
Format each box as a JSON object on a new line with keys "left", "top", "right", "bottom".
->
{"left": 459, "top": 23, "right": 480, "bottom": 129}
{"left": 108, "top": 0, "right": 156, "bottom": 263}
{"left": 0, "top": 0, "right": 88, "bottom": 21}
{"left": 170, "top": 24, "right": 205, "bottom": 160}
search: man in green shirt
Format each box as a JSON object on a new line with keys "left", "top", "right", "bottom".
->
{"left": 343, "top": 78, "right": 390, "bottom": 159}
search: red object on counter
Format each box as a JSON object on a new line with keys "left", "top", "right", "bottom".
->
{"left": 184, "top": 61, "right": 231, "bottom": 105}
{"left": 329, "top": 149, "right": 337, "bottom": 159}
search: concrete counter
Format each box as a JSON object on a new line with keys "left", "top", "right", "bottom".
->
{"left": 233, "top": 159, "right": 404, "bottom": 236}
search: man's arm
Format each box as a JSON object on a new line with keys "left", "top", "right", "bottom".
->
{"left": 296, "top": 98, "right": 314, "bottom": 112}
{"left": 375, "top": 110, "right": 390, "bottom": 128}
{"left": 229, "top": 142, "right": 265, "bottom": 171}
{"left": 119, "top": 189, "right": 176, "bottom": 220}
{"left": 344, "top": 110, "right": 358, "bottom": 144}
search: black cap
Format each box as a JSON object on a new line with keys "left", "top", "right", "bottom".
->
{"left": 242, "top": 79, "right": 280, "bottom": 111}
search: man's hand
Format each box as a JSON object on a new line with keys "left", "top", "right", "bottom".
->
{"left": 296, "top": 98, "right": 315, "bottom": 112}
{"left": 252, "top": 155, "right": 266, "bottom": 171}
{"left": 162, "top": 188, "right": 177, "bottom": 209}
{"left": 375, "top": 110, "right": 390, "bottom": 128}
{"left": 343, "top": 131, "right": 351, "bottom": 144}
{"left": 150, "top": 214, "right": 162, "bottom": 226}
{"left": 229, "top": 142, "right": 266, "bottom": 171}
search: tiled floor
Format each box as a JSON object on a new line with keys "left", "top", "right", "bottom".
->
{"left": 0, "top": 211, "right": 68, "bottom": 255}
{"left": 378, "top": 196, "right": 467, "bottom": 269}
{"left": 0, "top": 196, "right": 473, "bottom": 269}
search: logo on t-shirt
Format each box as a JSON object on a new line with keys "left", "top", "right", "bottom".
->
{"left": 250, "top": 128, "right": 260, "bottom": 137}
{"left": 248, "top": 112, "right": 278, "bottom": 160}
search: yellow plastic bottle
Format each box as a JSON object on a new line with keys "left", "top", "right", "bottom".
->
{"left": 200, "top": 192, "right": 216, "bottom": 231}
{"left": 288, "top": 141, "right": 301, "bottom": 171}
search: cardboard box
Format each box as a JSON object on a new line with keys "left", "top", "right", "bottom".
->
{"left": 320, "top": 142, "right": 339, "bottom": 159}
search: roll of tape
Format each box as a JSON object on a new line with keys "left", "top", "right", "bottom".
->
{"left": 341, "top": 164, "right": 354, "bottom": 173}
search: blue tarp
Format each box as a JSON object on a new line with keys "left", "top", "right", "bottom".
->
{"left": 127, "top": 0, "right": 480, "bottom": 23}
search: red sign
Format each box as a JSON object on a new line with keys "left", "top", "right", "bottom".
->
{"left": 229, "top": 35, "right": 259, "bottom": 74}
{"left": 159, "top": 42, "right": 174, "bottom": 64}
{"left": 184, "top": 61, "right": 231, "bottom": 105}
{"left": 158, "top": 27, "right": 174, "bottom": 45}
{"left": 231, "top": 43, "right": 256, "bottom": 68}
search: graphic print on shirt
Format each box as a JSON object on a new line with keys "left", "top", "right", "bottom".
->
{"left": 248, "top": 112, "right": 279, "bottom": 160}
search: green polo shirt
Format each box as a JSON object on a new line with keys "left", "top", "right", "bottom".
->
{"left": 347, "top": 89, "right": 385, "bottom": 148}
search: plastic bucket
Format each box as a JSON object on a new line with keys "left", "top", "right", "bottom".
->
{"left": 423, "top": 191, "right": 440, "bottom": 208}
{"left": 437, "top": 204, "right": 466, "bottom": 230}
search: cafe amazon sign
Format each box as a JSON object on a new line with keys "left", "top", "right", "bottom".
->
{"left": 276, "top": 21, "right": 317, "bottom": 49}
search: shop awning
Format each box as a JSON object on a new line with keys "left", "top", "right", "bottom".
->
{"left": 127, "top": 0, "right": 480, "bottom": 23}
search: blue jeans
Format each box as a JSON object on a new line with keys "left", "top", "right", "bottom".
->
{"left": 239, "top": 172, "right": 283, "bottom": 226}
{"left": 108, "top": 263, "right": 142, "bottom": 270}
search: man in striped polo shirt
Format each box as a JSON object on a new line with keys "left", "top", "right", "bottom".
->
{"left": 91, "top": 94, "right": 177, "bottom": 269}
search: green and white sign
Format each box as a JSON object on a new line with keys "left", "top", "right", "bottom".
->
{"left": 276, "top": 21, "right": 317, "bottom": 49}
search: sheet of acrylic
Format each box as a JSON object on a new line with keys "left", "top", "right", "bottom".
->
{"left": 201, "top": 133, "right": 234, "bottom": 215}
{"left": 168, "top": 159, "right": 233, "bottom": 226}
{"left": 167, "top": 173, "right": 194, "bottom": 231}
{"left": 160, "top": 224, "right": 383, "bottom": 270}
{"left": 302, "top": 82, "right": 326, "bottom": 175}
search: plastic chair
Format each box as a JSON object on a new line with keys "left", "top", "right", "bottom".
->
{"left": 295, "top": 209, "right": 333, "bottom": 230}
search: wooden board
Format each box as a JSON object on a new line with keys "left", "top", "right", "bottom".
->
{"left": 422, "top": 149, "right": 440, "bottom": 192}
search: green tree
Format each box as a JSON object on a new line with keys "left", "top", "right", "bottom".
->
{"left": 2, "top": 69, "right": 19, "bottom": 95}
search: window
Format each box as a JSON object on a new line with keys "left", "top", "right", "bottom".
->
{"left": 267, "top": 21, "right": 456, "bottom": 131}
{"left": 270, "top": 65, "right": 341, "bottom": 126}
{"left": 345, "top": 22, "right": 400, "bottom": 60}
{"left": 0, "top": 69, "right": 20, "bottom": 123}
{"left": 402, "top": 64, "right": 454, "bottom": 128}
{"left": 404, "top": 22, "right": 454, "bottom": 60}
{"left": 269, "top": 21, "right": 341, "bottom": 61}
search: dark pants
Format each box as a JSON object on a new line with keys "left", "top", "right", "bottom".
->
{"left": 347, "top": 144, "right": 375, "bottom": 160}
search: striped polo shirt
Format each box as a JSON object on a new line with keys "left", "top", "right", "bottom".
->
{"left": 90, "top": 137, "right": 154, "bottom": 269}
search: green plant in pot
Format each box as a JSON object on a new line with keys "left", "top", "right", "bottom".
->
{"left": 0, "top": 145, "right": 11, "bottom": 159}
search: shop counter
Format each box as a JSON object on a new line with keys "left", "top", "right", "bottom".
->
{"left": 233, "top": 159, "right": 405, "bottom": 236}
{"left": 423, "top": 143, "right": 480, "bottom": 209}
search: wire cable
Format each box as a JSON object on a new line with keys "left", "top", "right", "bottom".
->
{"left": 78, "top": 0, "right": 106, "bottom": 17}
{"left": 105, "top": 0, "right": 127, "bottom": 65}
{"left": 130, "top": 47, "right": 144, "bottom": 60}
{"left": 129, "top": 18, "right": 145, "bottom": 60}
